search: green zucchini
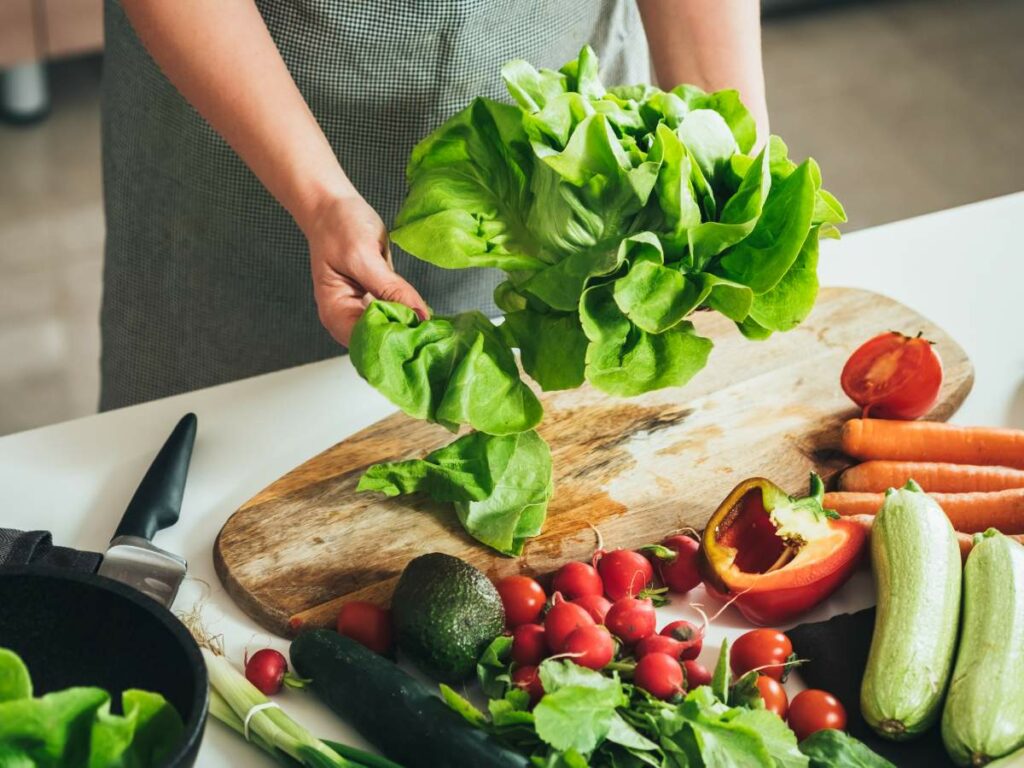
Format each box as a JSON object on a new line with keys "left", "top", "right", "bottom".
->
{"left": 860, "top": 481, "right": 962, "bottom": 740}
{"left": 291, "top": 630, "right": 529, "bottom": 768}
{"left": 941, "top": 530, "right": 1024, "bottom": 766}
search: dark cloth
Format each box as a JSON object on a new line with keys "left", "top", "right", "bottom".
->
{"left": 99, "top": 0, "right": 650, "bottom": 410}
{"left": 0, "top": 529, "right": 101, "bottom": 572}
{"left": 788, "top": 608, "right": 954, "bottom": 767}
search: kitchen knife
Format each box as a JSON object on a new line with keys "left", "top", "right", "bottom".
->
{"left": 97, "top": 413, "right": 196, "bottom": 607}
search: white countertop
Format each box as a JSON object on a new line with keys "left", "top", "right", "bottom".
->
{"left": 2, "top": 192, "right": 1021, "bottom": 765}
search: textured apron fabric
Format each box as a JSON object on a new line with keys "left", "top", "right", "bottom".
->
{"left": 100, "top": 0, "right": 650, "bottom": 410}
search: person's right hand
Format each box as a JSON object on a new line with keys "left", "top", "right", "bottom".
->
{"left": 303, "top": 192, "right": 429, "bottom": 347}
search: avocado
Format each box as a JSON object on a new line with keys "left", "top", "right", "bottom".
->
{"left": 391, "top": 552, "right": 505, "bottom": 681}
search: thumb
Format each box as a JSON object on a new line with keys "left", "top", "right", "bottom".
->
{"left": 350, "top": 251, "right": 430, "bottom": 321}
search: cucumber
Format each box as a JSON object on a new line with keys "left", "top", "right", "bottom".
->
{"left": 291, "top": 630, "right": 529, "bottom": 768}
{"left": 860, "top": 482, "right": 961, "bottom": 740}
{"left": 941, "top": 530, "right": 1024, "bottom": 766}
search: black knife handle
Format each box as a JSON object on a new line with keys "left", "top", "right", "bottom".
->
{"left": 114, "top": 413, "right": 198, "bottom": 541}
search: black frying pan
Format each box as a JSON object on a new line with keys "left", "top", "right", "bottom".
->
{"left": 0, "top": 414, "right": 208, "bottom": 766}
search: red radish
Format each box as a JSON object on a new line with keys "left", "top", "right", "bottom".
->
{"left": 634, "top": 652, "right": 684, "bottom": 700}
{"left": 544, "top": 600, "right": 595, "bottom": 653}
{"left": 572, "top": 594, "right": 612, "bottom": 624}
{"left": 245, "top": 648, "right": 288, "bottom": 695}
{"left": 683, "top": 660, "right": 712, "bottom": 689}
{"left": 659, "top": 620, "right": 703, "bottom": 661}
{"left": 605, "top": 597, "right": 656, "bottom": 645}
{"left": 511, "top": 623, "right": 547, "bottom": 667}
{"left": 635, "top": 634, "right": 684, "bottom": 660}
{"left": 552, "top": 561, "right": 604, "bottom": 599}
{"left": 655, "top": 535, "right": 702, "bottom": 594}
{"left": 511, "top": 665, "right": 544, "bottom": 705}
{"left": 563, "top": 625, "right": 615, "bottom": 670}
{"left": 496, "top": 575, "right": 546, "bottom": 627}
{"left": 336, "top": 601, "right": 393, "bottom": 655}
{"left": 594, "top": 549, "right": 654, "bottom": 601}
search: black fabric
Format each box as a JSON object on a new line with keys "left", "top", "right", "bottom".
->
{"left": 0, "top": 529, "right": 101, "bottom": 572}
{"left": 788, "top": 608, "right": 954, "bottom": 767}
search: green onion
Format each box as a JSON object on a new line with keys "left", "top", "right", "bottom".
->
{"left": 203, "top": 648, "right": 352, "bottom": 768}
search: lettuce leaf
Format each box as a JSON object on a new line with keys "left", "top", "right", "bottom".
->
{"left": 358, "top": 430, "right": 552, "bottom": 556}
{"left": 349, "top": 301, "right": 542, "bottom": 436}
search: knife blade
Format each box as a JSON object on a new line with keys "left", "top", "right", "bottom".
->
{"left": 97, "top": 413, "right": 197, "bottom": 607}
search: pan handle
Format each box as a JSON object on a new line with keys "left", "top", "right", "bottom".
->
{"left": 113, "top": 413, "right": 198, "bottom": 541}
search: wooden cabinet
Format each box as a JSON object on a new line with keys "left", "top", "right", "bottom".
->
{"left": 0, "top": 0, "right": 102, "bottom": 67}
{"left": 42, "top": 0, "right": 103, "bottom": 59}
{"left": 0, "top": 0, "right": 40, "bottom": 68}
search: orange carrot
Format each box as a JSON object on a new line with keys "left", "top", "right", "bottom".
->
{"left": 838, "top": 461, "right": 1024, "bottom": 493}
{"left": 841, "top": 419, "right": 1024, "bottom": 469}
{"left": 824, "top": 489, "right": 1024, "bottom": 534}
{"left": 844, "top": 513, "right": 1024, "bottom": 563}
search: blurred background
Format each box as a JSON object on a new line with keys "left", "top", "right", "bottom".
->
{"left": 1, "top": 0, "right": 1022, "bottom": 436}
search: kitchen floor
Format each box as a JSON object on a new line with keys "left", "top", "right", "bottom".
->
{"left": 1, "top": 0, "right": 1022, "bottom": 437}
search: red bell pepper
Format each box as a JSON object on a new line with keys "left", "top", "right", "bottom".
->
{"left": 699, "top": 473, "right": 867, "bottom": 625}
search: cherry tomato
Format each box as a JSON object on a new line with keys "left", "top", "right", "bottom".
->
{"left": 511, "top": 665, "right": 544, "bottom": 706}
{"left": 496, "top": 575, "right": 547, "bottom": 627}
{"left": 656, "top": 535, "right": 702, "bottom": 594}
{"left": 563, "top": 625, "right": 615, "bottom": 670}
{"left": 244, "top": 648, "right": 288, "bottom": 695}
{"left": 841, "top": 331, "right": 943, "bottom": 419}
{"left": 634, "top": 653, "right": 684, "bottom": 700}
{"left": 605, "top": 597, "right": 656, "bottom": 645}
{"left": 682, "top": 660, "right": 712, "bottom": 690}
{"left": 337, "top": 601, "right": 393, "bottom": 655}
{"left": 511, "top": 623, "right": 547, "bottom": 667}
{"left": 595, "top": 549, "right": 654, "bottom": 601}
{"left": 788, "top": 689, "right": 847, "bottom": 740}
{"left": 755, "top": 674, "right": 788, "bottom": 718}
{"left": 659, "top": 620, "right": 703, "bottom": 661}
{"left": 544, "top": 600, "right": 595, "bottom": 653}
{"left": 731, "top": 629, "right": 793, "bottom": 681}
{"left": 635, "top": 634, "right": 683, "bottom": 660}
{"left": 552, "top": 561, "right": 604, "bottom": 599}
{"left": 572, "top": 594, "right": 612, "bottom": 624}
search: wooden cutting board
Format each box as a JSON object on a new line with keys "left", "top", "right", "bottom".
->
{"left": 215, "top": 288, "right": 973, "bottom": 637}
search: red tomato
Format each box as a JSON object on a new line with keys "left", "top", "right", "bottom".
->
{"left": 511, "top": 665, "right": 544, "bottom": 706}
{"left": 841, "top": 331, "right": 943, "bottom": 419}
{"left": 511, "top": 623, "right": 547, "bottom": 667}
{"left": 682, "top": 660, "right": 712, "bottom": 689}
{"left": 755, "top": 674, "right": 788, "bottom": 718}
{"left": 496, "top": 575, "right": 546, "bottom": 627}
{"left": 572, "top": 594, "right": 612, "bottom": 624}
{"left": 336, "top": 601, "right": 393, "bottom": 655}
{"left": 731, "top": 629, "right": 793, "bottom": 681}
{"left": 634, "top": 653, "right": 684, "bottom": 700}
{"left": 552, "top": 561, "right": 604, "bottom": 599}
{"left": 657, "top": 535, "right": 702, "bottom": 594}
{"left": 788, "top": 689, "right": 847, "bottom": 740}
{"left": 635, "top": 634, "right": 684, "bottom": 660}
{"left": 544, "top": 600, "right": 595, "bottom": 653}
{"left": 659, "top": 620, "right": 703, "bottom": 661}
{"left": 595, "top": 549, "right": 654, "bottom": 600}
{"left": 563, "top": 625, "right": 615, "bottom": 670}
{"left": 605, "top": 597, "right": 656, "bottom": 645}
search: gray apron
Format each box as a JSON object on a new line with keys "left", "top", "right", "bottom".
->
{"left": 100, "top": 0, "right": 650, "bottom": 410}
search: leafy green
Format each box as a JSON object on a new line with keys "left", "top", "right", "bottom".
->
{"left": 350, "top": 301, "right": 542, "bottom": 435}
{"left": 0, "top": 648, "right": 183, "bottom": 768}
{"left": 358, "top": 430, "right": 553, "bottom": 556}
{"left": 354, "top": 45, "right": 843, "bottom": 556}
{"left": 798, "top": 729, "right": 895, "bottom": 768}
{"left": 476, "top": 635, "right": 514, "bottom": 699}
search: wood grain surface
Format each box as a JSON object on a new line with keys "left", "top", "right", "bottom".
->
{"left": 214, "top": 288, "right": 973, "bottom": 636}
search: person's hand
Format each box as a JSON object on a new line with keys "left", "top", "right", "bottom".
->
{"left": 303, "top": 193, "right": 429, "bottom": 347}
